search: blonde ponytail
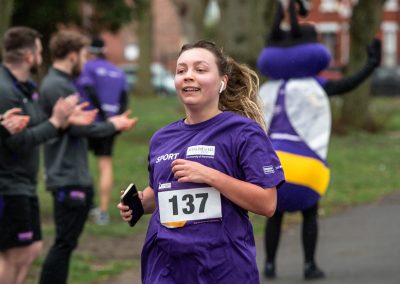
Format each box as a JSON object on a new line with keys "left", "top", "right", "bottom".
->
{"left": 220, "top": 58, "right": 266, "bottom": 132}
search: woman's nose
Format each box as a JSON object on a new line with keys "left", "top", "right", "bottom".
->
{"left": 183, "top": 68, "right": 195, "bottom": 80}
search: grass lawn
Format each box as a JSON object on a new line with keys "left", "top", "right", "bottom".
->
{"left": 28, "top": 95, "right": 400, "bottom": 283}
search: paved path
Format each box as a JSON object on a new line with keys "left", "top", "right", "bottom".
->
{"left": 256, "top": 192, "right": 400, "bottom": 283}
{"left": 110, "top": 192, "right": 400, "bottom": 284}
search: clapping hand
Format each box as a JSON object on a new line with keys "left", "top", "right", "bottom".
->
{"left": 108, "top": 110, "right": 138, "bottom": 131}
{"left": 1, "top": 108, "right": 30, "bottom": 134}
{"left": 68, "top": 101, "right": 97, "bottom": 126}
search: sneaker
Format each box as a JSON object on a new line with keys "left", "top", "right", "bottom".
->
{"left": 264, "top": 262, "right": 276, "bottom": 279}
{"left": 96, "top": 211, "right": 110, "bottom": 225}
{"left": 89, "top": 207, "right": 100, "bottom": 217}
{"left": 304, "top": 262, "right": 325, "bottom": 280}
{"left": 91, "top": 208, "right": 110, "bottom": 225}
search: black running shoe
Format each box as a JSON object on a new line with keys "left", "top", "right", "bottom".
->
{"left": 264, "top": 262, "right": 276, "bottom": 279}
{"left": 304, "top": 262, "right": 325, "bottom": 280}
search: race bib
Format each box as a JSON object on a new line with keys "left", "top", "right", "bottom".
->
{"left": 158, "top": 186, "right": 222, "bottom": 229}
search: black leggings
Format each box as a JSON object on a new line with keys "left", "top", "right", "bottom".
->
{"left": 265, "top": 203, "right": 319, "bottom": 264}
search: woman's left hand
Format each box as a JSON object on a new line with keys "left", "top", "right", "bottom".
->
{"left": 171, "top": 159, "right": 214, "bottom": 184}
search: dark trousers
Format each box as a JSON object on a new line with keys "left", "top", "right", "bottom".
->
{"left": 39, "top": 186, "right": 93, "bottom": 284}
{"left": 265, "top": 203, "right": 319, "bottom": 264}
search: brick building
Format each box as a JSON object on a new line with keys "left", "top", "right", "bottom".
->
{"left": 101, "top": 0, "right": 182, "bottom": 71}
{"left": 102, "top": 0, "right": 399, "bottom": 71}
{"left": 306, "top": 0, "right": 399, "bottom": 68}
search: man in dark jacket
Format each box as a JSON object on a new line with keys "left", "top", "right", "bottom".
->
{"left": 38, "top": 30, "right": 136, "bottom": 284}
{"left": 0, "top": 26, "right": 96, "bottom": 284}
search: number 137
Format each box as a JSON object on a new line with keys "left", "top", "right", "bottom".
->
{"left": 168, "top": 193, "right": 208, "bottom": 215}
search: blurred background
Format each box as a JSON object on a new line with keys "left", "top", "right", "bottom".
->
{"left": 1, "top": 1, "right": 399, "bottom": 283}
{"left": 1, "top": 0, "right": 399, "bottom": 129}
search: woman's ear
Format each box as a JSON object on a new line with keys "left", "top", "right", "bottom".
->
{"left": 219, "top": 76, "right": 228, "bottom": 93}
{"left": 219, "top": 81, "right": 225, "bottom": 94}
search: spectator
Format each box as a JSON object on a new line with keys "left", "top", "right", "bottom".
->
{"left": 38, "top": 30, "right": 136, "bottom": 284}
{"left": 257, "top": 0, "right": 381, "bottom": 279}
{"left": 0, "top": 26, "right": 95, "bottom": 284}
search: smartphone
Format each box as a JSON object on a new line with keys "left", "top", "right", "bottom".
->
{"left": 121, "top": 183, "right": 144, "bottom": 227}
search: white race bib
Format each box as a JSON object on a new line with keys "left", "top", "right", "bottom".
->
{"left": 158, "top": 187, "right": 222, "bottom": 228}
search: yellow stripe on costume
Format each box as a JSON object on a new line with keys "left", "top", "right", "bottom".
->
{"left": 277, "top": 151, "right": 330, "bottom": 196}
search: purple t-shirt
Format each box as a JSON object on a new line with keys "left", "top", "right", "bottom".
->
{"left": 76, "top": 58, "right": 127, "bottom": 120}
{"left": 141, "top": 111, "right": 285, "bottom": 283}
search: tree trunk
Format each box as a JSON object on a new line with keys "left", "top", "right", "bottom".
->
{"left": 171, "top": 0, "right": 276, "bottom": 68}
{"left": 134, "top": 0, "right": 155, "bottom": 97}
{"left": 0, "top": 0, "right": 14, "bottom": 59}
{"left": 340, "top": 0, "right": 386, "bottom": 130}
{"left": 217, "top": 0, "right": 275, "bottom": 68}
{"left": 172, "top": 0, "right": 208, "bottom": 43}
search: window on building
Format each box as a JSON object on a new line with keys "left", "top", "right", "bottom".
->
{"left": 320, "top": 0, "right": 337, "bottom": 12}
{"left": 384, "top": 0, "right": 398, "bottom": 11}
{"left": 317, "top": 22, "right": 340, "bottom": 65}
{"left": 382, "top": 22, "right": 398, "bottom": 67}
{"left": 321, "top": 32, "right": 337, "bottom": 64}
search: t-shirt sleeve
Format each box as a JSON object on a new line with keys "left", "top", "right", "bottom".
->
{"left": 236, "top": 122, "right": 285, "bottom": 189}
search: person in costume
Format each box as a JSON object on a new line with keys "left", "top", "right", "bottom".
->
{"left": 257, "top": 0, "right": 381, "bottom": 280}
{"left": 118, "top": 40, "right": 285, "bottom": 283}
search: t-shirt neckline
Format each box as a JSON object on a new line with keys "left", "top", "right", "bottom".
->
{"left": 179, "top": 111, "right": 230, "bottom": 130}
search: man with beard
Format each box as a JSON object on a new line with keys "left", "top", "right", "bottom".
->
{"left": 0, "top": 26, "right": 96, "bottom": 284}
{"left": 38, "top": 31, "right": 137, "bottom": 284}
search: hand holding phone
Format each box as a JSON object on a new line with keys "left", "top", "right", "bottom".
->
{"left": 121, "top": 183, "right": 144, "bottom": 227}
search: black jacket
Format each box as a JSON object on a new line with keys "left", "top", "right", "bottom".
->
{"left": 0, "top": 65, "right": 59, "bottom": 196}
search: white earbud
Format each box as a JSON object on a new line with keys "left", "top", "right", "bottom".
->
{"left": 219, "top": 81, "right": 225, "bottom": 94}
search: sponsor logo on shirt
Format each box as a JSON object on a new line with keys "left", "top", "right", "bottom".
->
{"left": 186, "top": 145, "right": 215, "bottom": 158}
{"left": 263, "top": 165, "right": 275, "bottom": 175}
{"left": 158, "top": 183, "right": 172, "bottom": 190}
{"left": 96, "top": 67, "right": 107, "bottom": 76}
{"left": 96, "top": 67, "right": 121, "bottom": 78}
{"left": 156, "top": 153, "right": 179, "bottom": 163}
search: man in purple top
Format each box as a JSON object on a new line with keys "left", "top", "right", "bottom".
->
{"left": 118, "top": 40, "right": 285, "bottom": 283}
{"left": 76, "top": 38, "right": 129, "bottom": 225}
